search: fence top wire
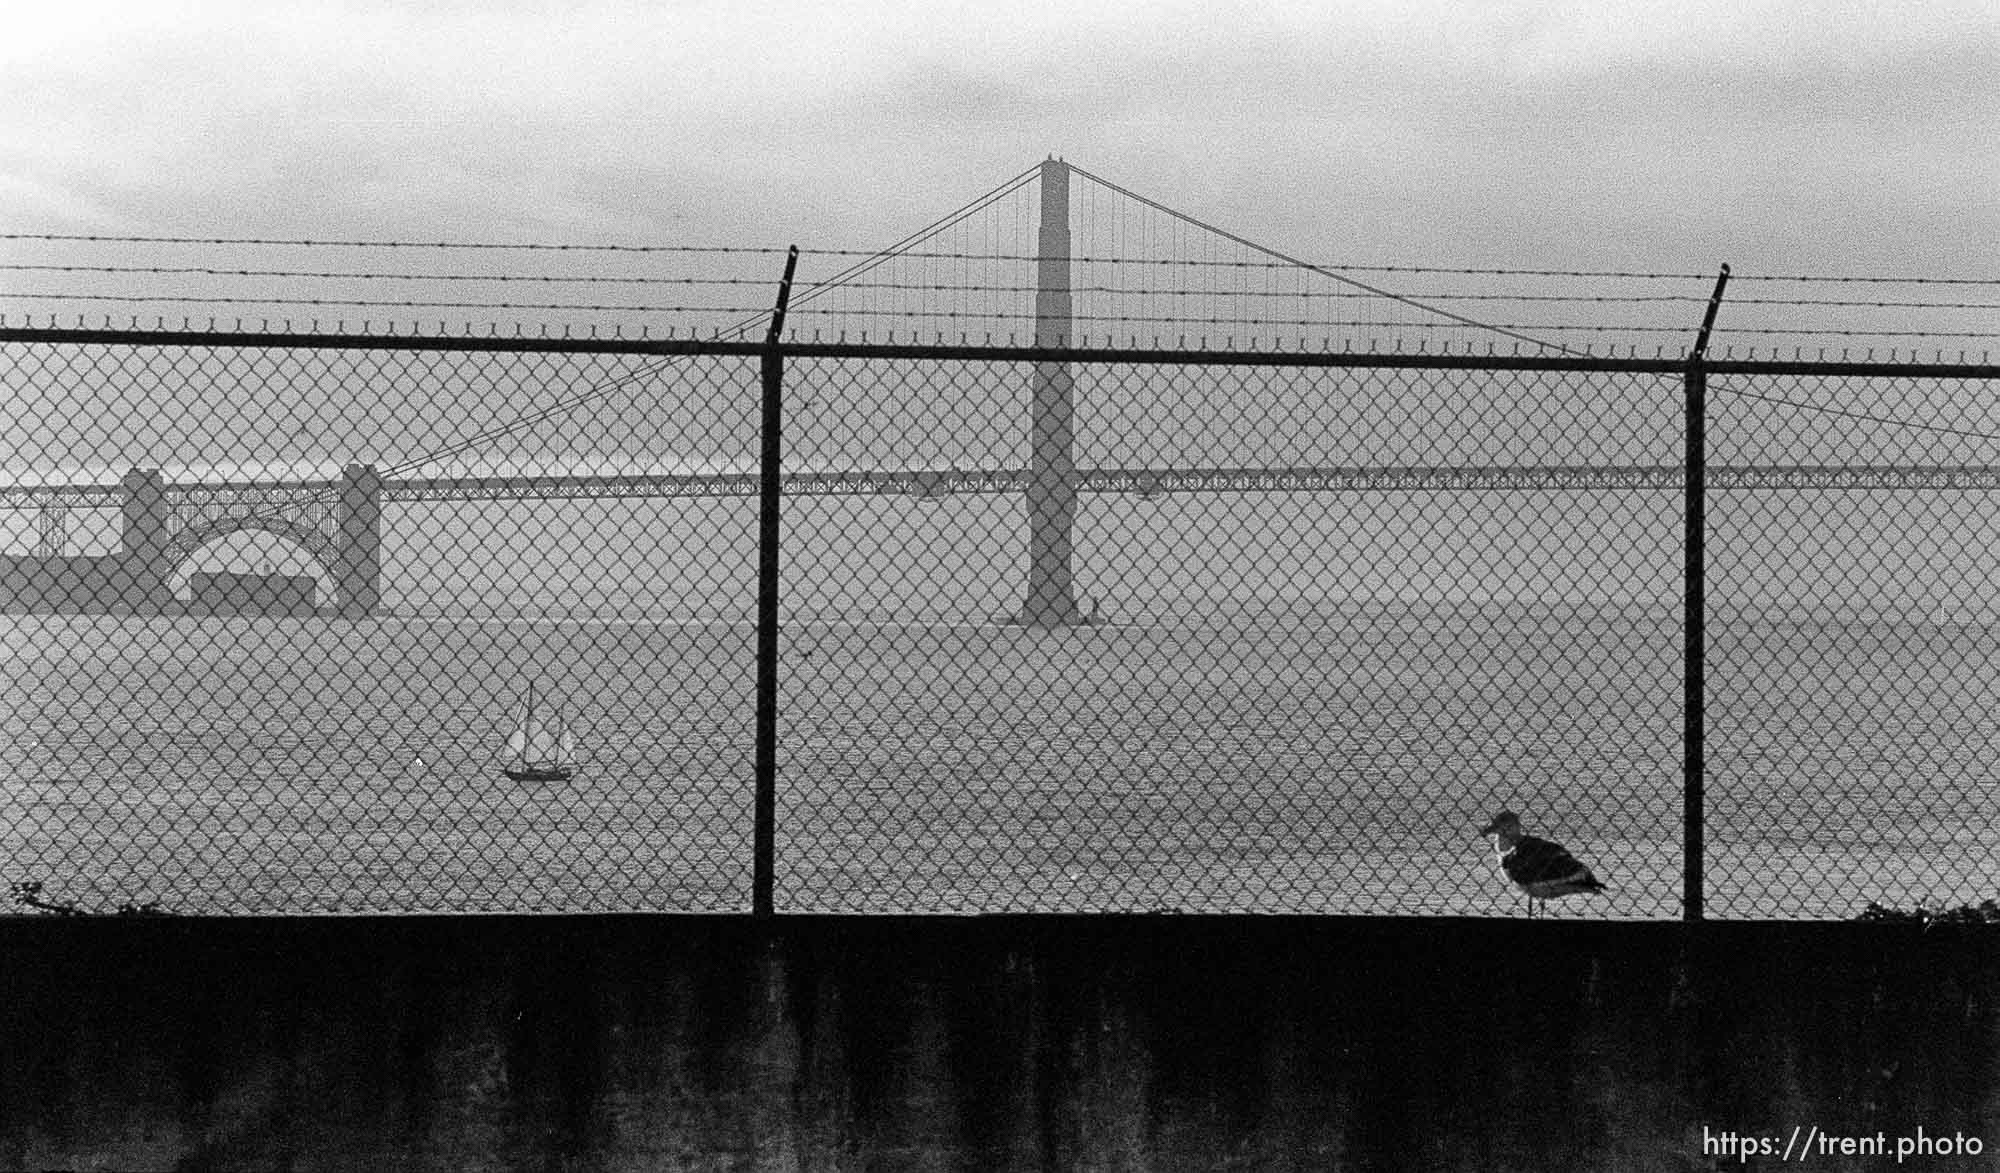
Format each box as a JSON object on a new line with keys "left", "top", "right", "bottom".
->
{"left": 28, "top": 301, "right": 1980, "bottom": 339}
{"left": 1, "top": 321, "right": 1994, "bottom": 377}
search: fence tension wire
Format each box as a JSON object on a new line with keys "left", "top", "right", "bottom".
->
{"left": 753, "top": 245, "right": 800, "bottom": 917}
{"left": 1683, "top": 263, "right": 1729, "bottom": 922}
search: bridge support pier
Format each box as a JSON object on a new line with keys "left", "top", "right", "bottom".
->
{"left": 119, "top": 468, "right": 171, "bottom": 613}
{"left": 334, "top": 463, "right": 381, "bottom": 618}
{"left": 1012, "top": 156, "right": 1087, "bottom": 628}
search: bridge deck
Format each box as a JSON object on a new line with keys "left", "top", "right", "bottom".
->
{"left": 9, "top": 464, "right": 2000, "bottom": 509}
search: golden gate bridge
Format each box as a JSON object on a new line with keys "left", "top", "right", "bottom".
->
{"left": 4, "top": 158, "right": 1997, "bottom": 619}
{"left": 19, "top": 460, "right": 2000, "bottom": 517}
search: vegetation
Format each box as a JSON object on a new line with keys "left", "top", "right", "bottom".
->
{"left": 1856, "top": 898, "right": 2000, "bottom": 926}
{"left": 9, "top": 880, "right": 169, "bottom": 917}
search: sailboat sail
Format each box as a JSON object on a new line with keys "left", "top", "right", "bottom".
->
{"left": 505, "top": 686, "right": 577, "bottom": 776}
{"left": 518, "top": 714, "right": 575, "bottom": 764}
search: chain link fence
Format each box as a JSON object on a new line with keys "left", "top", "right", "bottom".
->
{"left": 4, "top": 339, "right": 767, "bottom": 913}
{"left": 773, "top": 353, "right": 1684, "bottom": 914}
{"left": 1707, "top": 366, "right": 2000, "bottom": 918}
{"left": 1, "top": 329, "right": 1995, "bottom": 916}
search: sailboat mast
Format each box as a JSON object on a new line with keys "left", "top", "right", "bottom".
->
{"left": 516, "top": 684, "right": 537, "bottom": 766}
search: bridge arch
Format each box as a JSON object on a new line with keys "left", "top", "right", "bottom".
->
{"left": 166, "top": 516, "right": 339, "bottom": 577}
{"left": 164, "top": 520, "right": 340, "bottom": 612}
{"left": 116, "top": 464, "right": 381, "bottom": 618}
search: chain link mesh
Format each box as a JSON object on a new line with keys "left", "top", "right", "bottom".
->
{"left": 2, "top": 333, "right": 1994, "bottom": 916}
{"left": 775, "top": 355, "right": 1683, "bottom": 913}
{"left": 1708, "top": 369, "right": 2000, "bottom": 917}
{"left": 3, "top": 341, "right": 762, "bottom": 912}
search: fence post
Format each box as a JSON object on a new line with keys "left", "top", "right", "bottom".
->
{"left": 1683, "top": 264, "right": 1729, "bottom": 922}
{"left": 753, "top": 246, "right": 800, "bottom": 918}
{"left": 1682, "top": 358, "right": 1706, "bottom": 922}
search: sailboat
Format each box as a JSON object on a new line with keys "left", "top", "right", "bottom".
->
{"left": 503, "top": 683, "right": 578, "bottom": 782}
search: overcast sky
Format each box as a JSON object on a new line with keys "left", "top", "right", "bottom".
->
{"left": 6, "top": 0, "right": 1995, "bottom": 274}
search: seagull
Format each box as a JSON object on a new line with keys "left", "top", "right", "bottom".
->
{"left": 1479, "top": 810, "right": 1607, "bottom": 917}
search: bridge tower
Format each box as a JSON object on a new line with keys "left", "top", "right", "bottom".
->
{"left": 119, "top": 467, "right": 172, "bottom": 612}
{"left": 333, "top": 463, "right": 382, "bottom": 618}
{"left": 1012, "top": 156, "right": 1086, "bottom": 627}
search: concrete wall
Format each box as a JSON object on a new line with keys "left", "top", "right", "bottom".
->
{"left": 1, "top": 918, "right": 1995, "bottom": 1171}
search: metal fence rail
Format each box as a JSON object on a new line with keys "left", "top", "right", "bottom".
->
{"left": 2, "top": 327, "right": 1996, "bottom": 917}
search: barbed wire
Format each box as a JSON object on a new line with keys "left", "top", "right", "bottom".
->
{"left": 772, "top": 305, "right": 2000, "bottom": 338}
{"left": 794, "top": 286, "right": 1989, "bottom": 310}
{"left": 792, "top": 249, "right": 1725, "bottom": 277}
{"left": 0, "top": 292, "right": 764, "bottom": 315}
{"left": 13, "top": 262, "right": 2000, "bottom": 310}
{"left": 825, "top": 251, "right": 1996, "bottom": 286}
{"left": 7, "top": 269, "right": 1994, "bottom": 314}
{"left": 1732, "top": 274, "right": 2000, "bottom": 286}
{"left": 0, "top": 312, "right": 732, "bottom": 339}
{"left": 1, "top": 309, "right": 1990, "bottom": 358}
{"left": 788, "top": 250, "right": 1996, "bottom": 286}
{"left": 9, "top": 234, "right": 1992, "bottom": 286}
{"left": 1717, "top": 296, "right": 1999, "bottom": 310}
{"left": 3, "top": 294, "right": 1988, "bottom": 339}
{"left": 1064, "top": 164, "right": 1582, "bottom": 355}
{"left": 714, "top": 165, "right": 1041, "bottom": 341}
{"left": 0, "top": 233, "right": 788, "bottom": 253}
{"left": 0, "top": 264, "right": 774, "bottom": 287}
